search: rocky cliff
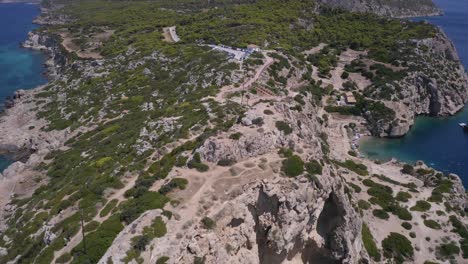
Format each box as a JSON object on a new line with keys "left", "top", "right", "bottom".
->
{"left": 364, "top": 31, "right": 468, "bottom": 137}
{"left": 318, "top": 0, "right": 442, "bottom": 17}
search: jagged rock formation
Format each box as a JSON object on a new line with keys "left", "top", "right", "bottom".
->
{"left": 318, "top": 0, "right": 442, "bottom": 17}
{"left": 140, "top": 177, "right": 362, "bottom": 264}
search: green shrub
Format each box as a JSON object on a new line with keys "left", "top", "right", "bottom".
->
{"left": 201, "top": 217, "right": 216, "bottom": 230}
{"left": 401, "top": 164, "right": 414, "bottom": 175}
{"left": 263, "top": 109, "right": 274, "bottom": 115}
{"left": 448, "top": 215, "right": 468, "bottom": 258}
{"left": 396, "top": 191, "right": 412, "bottom": 202}
{"left": 358, "top": 200, "right": 371, "bottom": 210}
{"left": 424, "top": 219, "right": 441, "bottom": 230}
{"left": 334, "top": 160, "right": 368, "bottom": 176}
{"left": 410, "top": 200, "right": 431, "bottom": 212}
{"left": 156, "top": 256, "right": 170, "bottom": 264}
{"left": 132, "top": 235, "right": 150, "bottom": 251}
{"left": 72, "top": 214, "right": 124, "bottom": 263}
{"left": 187, "top": 153, "right": 209, "bottom": 172}
{"left": 305, "top": 160, "right": 322, "bottom": 175}
{"left": 362, "top": 223, "right": 381, "bottom": 261}
{"left": 382, "top": 233, "right": 414, "bottom": 263}
{"left": 373, "top": 209, "right": 389, "bottom": 220}
{"left": 341, "top": 71, "right": 349, "bottom": 79}
{"left": 217, "top": 158, "right": 236, "bottom": 167}
{"left": 409, "top": 232, "right": 416, "bottom": 238}
{"left": 281, "top": 155, "right": 304, "bottom": 177}
{"left": 144, "top": 216, "right": 167, "bottom": 238}
{"left": 391, "top": 205, "right": 412, "bottom": 221}
{"left": 159, "top": 178, "right": 188, "bottom": 195}
{"left": 275, "top": 121, "right": 293, "bottom": 135}
{"left": 348, "top": 182, "right": 362, "bottom": 193}
{"left": 175, "top": 156, "right": 189, "bottom": 167}
{"left": 229, "top": 132, "right": 243, "bottom": 140}
{"left": 436, "top": 242, "right": 460, "bottom": 259}
{"left": 401, "top": 222, "right": 412, "bottom": 230}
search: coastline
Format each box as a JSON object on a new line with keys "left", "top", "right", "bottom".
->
{"left": 0, "top": 3, "right": 68, "bottom": 223}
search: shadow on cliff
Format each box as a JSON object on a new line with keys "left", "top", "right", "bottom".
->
{"left": 248, "top": 187, "right": 345, "bottom": 264}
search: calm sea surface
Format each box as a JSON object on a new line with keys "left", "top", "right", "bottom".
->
{"left": 0, "top": 3, "right": 46, "bottom": 172}
{"left": 360, "top": 0, "right": 468, "bottom": 187}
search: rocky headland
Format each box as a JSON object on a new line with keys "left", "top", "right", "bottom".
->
{"left": 0, "top": 1, "right": 466, "bottom": 264}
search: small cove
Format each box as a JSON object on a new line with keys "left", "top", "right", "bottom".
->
{"left": 360, "top": 0, "right": 468, "bottom": 186}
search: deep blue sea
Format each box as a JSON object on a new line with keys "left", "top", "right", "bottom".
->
{"left": 360, "top": 0, "right": 468, "bottom": 186}
{"left": 0, "top": 3, "right": 46, "bottom": 172}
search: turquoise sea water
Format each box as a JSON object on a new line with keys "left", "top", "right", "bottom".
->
{"left": 360, "top": 0, "right": 468, "bottom": 186}
{"left": 0, "top": 3, "right": 46, "bottom": 172}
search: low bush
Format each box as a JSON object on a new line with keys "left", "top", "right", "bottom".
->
{"left": 217, "top": 158, "right": 236, "bottom": 166}
{"left": 373, "top": 209, "right": 389, "bottom": 220}
{"left": 410, "top": 200, "right": 431, "bottom": 212}
{"left": 281, "top": 155, "right": 304, "bottom": 177}
{"left": 401, "top": 222, "right": 412, "bottom": 230}
{"left": 201, "top": 217, "right": 216, "bottom": 230}
{"left": 424, "top": 219, "right": 441, "bottom": 230}
{"left": 305, "top": 160, "right": 322, "bottom": 175}
{"left": 391, "top": 205, "right": 412, "bottom": 221}
{"left": 362, "top": 223, "right": 381, "bottom": 261}
{"left": 187, "top": 153, "right": 209, "bottom": 172}
{"left": 401, "top": 164, "right": 414, "bottom": 175}
{"left": 335, "top": 160, "right": 368, "bottom": 176}
{"left": 275, "top": 121, "right": 293, "bottom": 135}
{"left": 348, "top": 182, "right": 362, "bottom": 193}
{"left": 381, "top": 233, "right": 414, "bottom": 263}
{"left": 229, "top": 132, "right": 243, "bottom": 140}
{"left": 436, "top": 242, "right": 460, "bottom": 259}
{"left": 159, "top": 178, "right": 188, "bottom": 195}
{"left": 71, "top": 215, "right": 124, "bottom": 263}
{"left": 156, "top": 256, "right": 170, "bottom": 264}
{"left": 396, "top": 191, "right": 412, "bottom": 203}
{"left": 358, "top": 200, "right": 371, "bottom": 210}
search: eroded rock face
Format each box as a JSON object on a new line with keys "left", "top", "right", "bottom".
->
{"left": 199, "top": 102, "right": 323, "bottom": 163}
{"left": 367, "top": 32, "right": 468, "bottom": 137}
{"left": 149, "top": 176, "right": 362, "bottom": 264}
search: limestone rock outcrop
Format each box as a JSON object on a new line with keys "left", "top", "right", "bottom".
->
{"left": 146, "top": 176, "right": 362, "bottom": 264}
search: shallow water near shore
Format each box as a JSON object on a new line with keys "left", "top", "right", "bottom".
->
{"left": 360, "top": 0, "right": 468, "bottom": 187}
{"left": 0, "top": 3, "right": 46, "bottom": 172}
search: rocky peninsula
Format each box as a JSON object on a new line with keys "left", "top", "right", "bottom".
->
{"left": 0, "top": 0, "right": 466, "bottom": 264}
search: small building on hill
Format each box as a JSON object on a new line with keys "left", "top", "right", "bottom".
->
{"left": 345, "top": 92, "right": 357, "bottom": 105}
